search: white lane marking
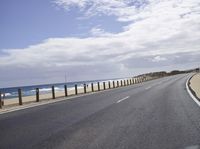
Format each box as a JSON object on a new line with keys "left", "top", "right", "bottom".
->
{"left": 145, "top": 81, "right": 163, "bottom": 90}
{"left": 0, "top": 91, "right": 101, "bottom": 115}
{"left": 185, "top": 145, "right": 199, "bottom": 149}
{"left": 116, "top": 96, "right": 130, "bottom": 103}
{"left": 186, "top": 76, "right": 200, "bottom": 107}
{"left": 145, "top": 86, "right": 152, "bottom": 90}
{"left": 156, "top": 82, "right": 162, "bottom": 85}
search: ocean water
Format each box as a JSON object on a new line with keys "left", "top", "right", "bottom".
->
{"left": 0, "top": 78, "right": 123, "bottom": 99}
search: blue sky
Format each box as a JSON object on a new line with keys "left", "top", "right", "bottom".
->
{"left": 0, "top": 0, "right": 200, "bottom": 88}
{"left": 0, "top": 0, "right": 126, "bottom": 49}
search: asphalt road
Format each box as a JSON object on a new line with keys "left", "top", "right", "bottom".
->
{"left": 0, "top": 74, "right": 200, "bottom": 149}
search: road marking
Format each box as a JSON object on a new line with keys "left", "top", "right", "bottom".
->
{"left": 185, "top": 145, "right": 199, "bottom": 149}
{"left": 145, "top": 81, "right": 163, "bottom": 90}
{"left": 116, "top": 96, "right": 130, "bottom": 103}
{"left": 0, "top": 91, "right": 104, "bottom": 115}
{"left": 156, "top": 82, "right": 162, "bottom": 85}
{"left": 145, "top": 86, "right": 152, "bottom": 90}
{"left": 186, "top": 76, "right": 200, "bottom": 107}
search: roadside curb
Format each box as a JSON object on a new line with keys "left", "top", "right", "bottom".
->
{"left": 186, "top": 74, "right": 200, "bottom": 107}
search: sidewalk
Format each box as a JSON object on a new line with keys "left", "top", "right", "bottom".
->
{"left": 189, "top": 73, "right": 200, "bottom": 100}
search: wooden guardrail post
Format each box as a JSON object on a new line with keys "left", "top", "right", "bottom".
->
{"left": 0, "top": 91, "right": 2, "bottom": 108}
{"left": 91, "top": 83, "right": 94, "bottom": 92}
{"left": 127, "top": 80, "right": 129, "bottom": 85}
{"left": 52, "top": 86, "right": 55, "bottom": 99}
{"left": 124, "top": 80, "right": 126, "bottom": 86}
{"left": 98, "top": 82, "right": 100, "bottom": 91}
{"left": 64, "top": 85, "right": 68, "bottom": 97}
{"left": 36, "top": 88, "right": 39, "bottom": 102}
{"left": 108, "top": 81, "right": 111, "bottom": 89}
{"left": 84, "top": 84, "right": 87, "bottom": 93}
{"left": 103, "top": 82, "right": 106, "bottom": 90}
{"left": 121, "top": 80, "right": 123, "bottom": 86}
{"left": 75, "top": 84, "right": 78, "bottom": 95}
{"left": 117, "top": 81, "right": 119, "bottom": 87}
{"left": 18, "top": 88, "right": 23, "bottom": 105}
{"left": 113, "top": 81, "right": 115, "bottom": 88}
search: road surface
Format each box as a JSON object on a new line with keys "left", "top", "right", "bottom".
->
{"left": 0, "top": 74, "right": 200, "bottom": 149}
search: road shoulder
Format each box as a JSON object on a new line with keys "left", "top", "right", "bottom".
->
{"left": 186, "top": 73, "right": 200, "bottom": 107}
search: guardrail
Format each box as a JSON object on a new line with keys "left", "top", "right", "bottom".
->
{"left": 0, "top": 76, "right": 157, "bottom": 108}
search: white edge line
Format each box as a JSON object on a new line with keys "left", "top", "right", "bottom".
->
{"left": 0, "top": 85, "right": 130, "bottom": 115}
{"left": 117, "top": 96, "right": 130, "bottom": 103}
{"left": 186, "top": 76, "right": 200, "bottom": 107}
{"left": 0, "top": 97, "right": 72, "bottom": 115}
{"left": 0, "top": 86, "right": 132, "bottom": 115}
{"left": 0, "top": 91, "right": 99, "bottom": 115}
{"left": 145, "top": 86, "right": 152, "bottom": 90}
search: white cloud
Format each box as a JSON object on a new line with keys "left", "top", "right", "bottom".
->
{"left": 53, "top": 0, "right": 148, "bottom": 21}
{"left": 1, "top": 0, "right": 200, "bottom": 87}
{"left": 89, "top": 26, "right": 113, "bottom": 37}
{"left": 152, "top": 56, "right": 167, "bottom": 62}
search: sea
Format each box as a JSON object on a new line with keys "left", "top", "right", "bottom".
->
{"left": 0, "top": 78, "right": 123, "bottom": 100}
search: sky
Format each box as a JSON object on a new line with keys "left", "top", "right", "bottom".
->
{"left": 0, "top": 0, "right": 200, "bottom": 88}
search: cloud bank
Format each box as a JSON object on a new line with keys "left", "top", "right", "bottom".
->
{"left": 1, "top": 0, "right": 200, "bottom": 87}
